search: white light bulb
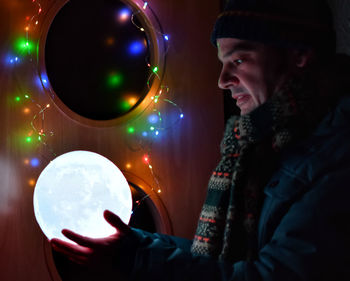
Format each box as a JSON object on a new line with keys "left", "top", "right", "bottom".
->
{"left": 33, "top": 150, "right": 132, "bottom": 242}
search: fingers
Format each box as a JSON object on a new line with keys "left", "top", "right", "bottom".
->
{"left": 51, "top": 239, "right": 90, "bottom": 265}
{"left": 104, "top": 210, "right": 130, "bottom": 234}
{"left": 61, "top": 229, "right": 96, "bottom": 247}
{"left": 51, "top": 238, "right": 92, "bottom": 257}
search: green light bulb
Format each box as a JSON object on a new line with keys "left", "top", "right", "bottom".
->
{"left": 107, "top": 73, "right": 123, "bottom": 88}
{"left": 119, "top": 100, "right": 131, "bottom": 111}
{"left": 15, "top": 97, "right": 21, "bottom": 102}
{"left": 127, "top": 127, "right": 135, "bottom": 134}
{"left": 14, "top": 38, "right": 34, "bottom": 54}
{"left": 152, "top": 66, "right": 158, "bottom": 73}
{"left": 26, "top": 137, "right": 32, "bottom": 143}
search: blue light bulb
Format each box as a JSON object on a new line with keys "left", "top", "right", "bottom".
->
{"left": 128, "top": 41, "right": 144, "bottom": 56}
{"left": 30, "top": 158, "right": 40, "bottom": 167}
{"left": 148, "top": 114, "right": 159, "bottom": 124}
{"left": 118, "top": 8, "right": 131, "bottom": 23}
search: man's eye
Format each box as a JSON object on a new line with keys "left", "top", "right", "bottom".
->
{"left": 234, "top": 59, "right": 243, "bottom": 65}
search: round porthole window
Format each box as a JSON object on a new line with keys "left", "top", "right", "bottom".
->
{"left": 40, "top": 0, "right": 165, "bottom": 124}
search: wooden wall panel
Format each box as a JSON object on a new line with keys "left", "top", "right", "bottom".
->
{"left": 0, "top": 0, "right": 223, "bottom": 280}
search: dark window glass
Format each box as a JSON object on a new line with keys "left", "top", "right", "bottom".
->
{"left": 45, "top": 0, "right": 152, "bottom": 120}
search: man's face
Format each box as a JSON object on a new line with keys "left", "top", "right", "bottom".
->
{"left": 217, "top": 38, "right": 289, "bottom": 115}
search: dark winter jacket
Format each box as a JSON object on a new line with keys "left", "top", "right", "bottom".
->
{"left": 119, "top": 96, "right": 350, "bottom": 281}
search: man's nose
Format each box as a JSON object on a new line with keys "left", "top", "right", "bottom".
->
{"left": 218, "top": 66, "right": 239, "bottom": 90}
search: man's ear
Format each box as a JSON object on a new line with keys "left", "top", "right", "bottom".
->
{"left": 293, "top": 48, "right": 315, "bottom": 68}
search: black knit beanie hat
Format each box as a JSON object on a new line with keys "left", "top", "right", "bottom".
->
{"left": 211, "top": 0, "right": 336, "bottom": 54}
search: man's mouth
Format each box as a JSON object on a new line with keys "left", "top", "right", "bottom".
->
{"left": 232, "top": 93, "right": 250, "bottom": 107}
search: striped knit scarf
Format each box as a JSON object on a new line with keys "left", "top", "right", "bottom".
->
{"left": 191, "top": 73, "right": 329, "bottom": 262}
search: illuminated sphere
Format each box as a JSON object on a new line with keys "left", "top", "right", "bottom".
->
{"left": 33, "top": 150, "right": 132, "bottom": 242}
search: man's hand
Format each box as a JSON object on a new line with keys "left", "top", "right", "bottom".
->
{"left": 50, "top": 210, "right": 131, "bottom": 268}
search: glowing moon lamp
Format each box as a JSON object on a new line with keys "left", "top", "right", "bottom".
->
{"left": 33, "top": 150, "right": 133, "bottom": 242}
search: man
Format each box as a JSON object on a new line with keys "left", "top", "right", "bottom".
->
{"left": 51, "top": 0, "right": 350, "bottom": 280}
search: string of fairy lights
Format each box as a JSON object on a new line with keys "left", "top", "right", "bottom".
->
{"left": 118, "top": 0, "right": 184, "bottom": 201}
{"left": 7, "top": 0, "right": 183, "bottom": 206}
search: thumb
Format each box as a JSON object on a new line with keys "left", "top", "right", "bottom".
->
{"left": 104, "top": 210, "right": 130, "bottom": 234}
